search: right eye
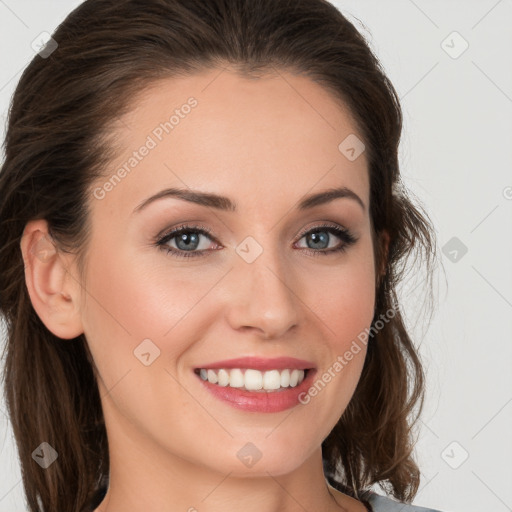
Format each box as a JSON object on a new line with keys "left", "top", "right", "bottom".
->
{"left": 155, "top": 224, "right": 221, "bottom": 259}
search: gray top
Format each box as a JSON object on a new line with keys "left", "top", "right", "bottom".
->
{"left": 324, "top": 470, "right": 445, "bottom": 512}
{"left": 364, "top": 490, "right": 445, "bottom": 511}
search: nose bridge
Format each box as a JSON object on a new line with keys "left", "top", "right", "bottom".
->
{"left": 226, "top": 235, "right": 300, "bottom": 338}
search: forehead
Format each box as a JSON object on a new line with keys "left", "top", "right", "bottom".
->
{"left": 92, "top": 68, "right": 369, "bottom": 217}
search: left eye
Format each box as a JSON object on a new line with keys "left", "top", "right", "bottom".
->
{"left": 296, "top": 227, "right": 345, "bottom": 251}
{"left": 294, "top": 225, "right": 358, "bottom": 256}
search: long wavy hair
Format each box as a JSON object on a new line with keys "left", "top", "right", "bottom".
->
{"left": 0, "top": 0, "right": 438, "bottom": 510}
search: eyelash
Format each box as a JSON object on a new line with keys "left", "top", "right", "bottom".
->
{"left": 155, "top": 223, "right": 358, "bottom": 259}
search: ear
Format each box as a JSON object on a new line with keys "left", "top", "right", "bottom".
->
{"left": 20, "top": 219, "right": 84, "bottom": 339}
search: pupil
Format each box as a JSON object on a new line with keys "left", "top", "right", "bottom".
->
{"left": 309, "top": 231, "right": 328, "bottom": 249}
{"left": 177, "top": 232, "right": 199, "bottom": 250}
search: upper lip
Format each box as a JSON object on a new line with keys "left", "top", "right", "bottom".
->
{"left": 195, "top": 356, "right": 315, "bottom": 371}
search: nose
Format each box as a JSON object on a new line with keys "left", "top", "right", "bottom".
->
{"left": 225, "top": 243, "right": 300, "bottom": 340}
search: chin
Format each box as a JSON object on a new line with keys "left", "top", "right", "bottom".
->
{"left": 200, "top": 436, "right": 317, "bottom": 478}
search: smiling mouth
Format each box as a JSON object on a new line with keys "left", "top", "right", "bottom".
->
{"left": 194, "top": 368, "right": 311, "bottom": 392}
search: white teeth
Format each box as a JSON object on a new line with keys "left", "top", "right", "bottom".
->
{"left": 244, "top": 369, "right": 263, "bottom": 390}
{"left": 263, "top": 370, "right": 281, "bottom": 390}
{"left": 207, "top": 369, "right": 218, "bottom": 384}
{"left": 229, "top": 369, "right": 244, "bottom": 388}
{"left": 217, "top": 369, "right": 229, "bottom": 387}
{"left": 198, "top": 368, "right": 307, "bottom": 391}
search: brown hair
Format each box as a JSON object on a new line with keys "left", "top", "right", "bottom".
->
{"left": 0, "top": 0, "right": 438, "bottom": 510}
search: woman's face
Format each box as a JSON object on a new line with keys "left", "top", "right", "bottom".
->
{"left": 79, "top": 67, "right": 376, "bottom": 477}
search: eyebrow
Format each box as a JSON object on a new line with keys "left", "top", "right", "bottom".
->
{"left": 132, "top": 186, "right": 365, "bottom": 214}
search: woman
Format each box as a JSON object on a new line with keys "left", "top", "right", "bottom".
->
{"left": 0, "top": 0, "right": 443, "bottom": 511}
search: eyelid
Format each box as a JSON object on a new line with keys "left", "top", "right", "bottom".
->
{"left": 157, "top": 221, "right": 351, "bottom": 242}
{"left": 296, "top": 221, "right": 347, "bottom": 239}
{"left": 155, "top": 223, "right": 219, "bottom": 245}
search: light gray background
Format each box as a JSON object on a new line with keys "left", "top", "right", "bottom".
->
{"left": 0, "top": 1, "right": 511, "bottom": 511}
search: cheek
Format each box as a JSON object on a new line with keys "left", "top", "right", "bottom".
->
{"left": 78, "top": 242, "right": 168, "bottom": 383}
{"left": 298, "top": 245, "right": 375, "bottom": 409}
{"left": 297, "top": 283, "right": 372, "bottom": 447}
{"left": 79, "top": 241, "right": 224, "bottom": 379}
{"left": 307, "top": 250, "right": 376, "bottom": 349}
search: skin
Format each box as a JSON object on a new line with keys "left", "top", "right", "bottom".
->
{"left": 21, "top": 66, "right": 389, "bottom": 512}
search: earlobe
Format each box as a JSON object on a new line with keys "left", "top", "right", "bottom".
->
{"left": 20, "top": 219, "right": 84, "bottom": 340}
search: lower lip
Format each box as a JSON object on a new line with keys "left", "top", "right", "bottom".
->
{"left": 196, "top": 370, "right": 316, "bottom": 413}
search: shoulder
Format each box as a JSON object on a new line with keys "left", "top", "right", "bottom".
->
{"left": 363, "top": 490, "right": 447, "bottom": 512}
